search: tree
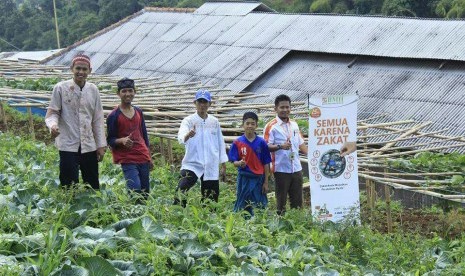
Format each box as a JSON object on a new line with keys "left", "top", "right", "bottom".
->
{"left": 98, "top": 0, "right": 143, "bottom": 28}
{"left": 381, "top": 0, "right": 416, "bottom": 16}
{"left": 436, "top": 0, "right": 465, "bottom": 17}
{"left": 353, "top": 0, "right": 383, "bottom": 14}
{"left": 310, "top": 0, "right": 332, "bottom": 13}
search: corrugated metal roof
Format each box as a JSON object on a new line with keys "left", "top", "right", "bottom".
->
{"left": 243, "top": 52, "right": 465, "bottom": 139}
{"left": 266, "top": 14, "right": 465, "bottom": 61}
{"left": 0, "top": 49, "right": 61, "bottom": 61}
{"left": 47, "top": 2, "right": 465, "bottom": 75}
{"left": 44, "top": 2, "right": 465, "bottom": 145}
{"left": 194, "top": 2, "right": 272, "bottom": 16}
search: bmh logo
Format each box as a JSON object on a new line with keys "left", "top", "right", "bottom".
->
{"left": 322, "top": 96, "right": 344, "bottom": 105}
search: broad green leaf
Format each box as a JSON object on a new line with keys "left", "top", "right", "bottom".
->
{"left": 112, "top": 219, "right": 135, "bottom": 232}
{"left": 303, "top": 266, "right": 340, "bottom": 276}
{"left": 194, "top": 270, "right": 217, "bottom": 276}
{"left": 127, "top": 216, "right": 172, "bottom": 240}
{"left": 78, "top": 256, "right": 122, "bottom": 276}
{"left": 272, "top": 266, "right": 300, "bottom": 276}
{"left": 73, "top": 226, "right": 115, "bottom": 240}
{"left": 11, "top": 188, "right": 40, "bottom": 205}
{"left": 50, "top": 264, "right": 89, "bottom": 276}
{"left": 0, "top": 254, "right": 17, "bottom": 266}
{"left": 240, "top": 263, "right": 264, "bottom": 275}
{"left": 182, "top": 239, "right": 214, "bottom": 259}
{"left": 9, "top": 233, "right": 45, "bottom": 255}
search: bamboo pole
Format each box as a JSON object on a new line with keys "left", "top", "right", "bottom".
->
{"left": 371, "top": 122, "right": 432, "bottom": 156}
{"left": 358, "top": 128, "right": 446, "bottom": 147}
{"left": 0, "top": 100, "right": 7, "bottom": 131}
{"left": 358, "top": 120, "right": 415, "bottom": 130}
{"left": 167, "top": 138, "right": 174, "bottom": 164}
{"left": 384, "top": 165, "right": 393, "bottom": 233}
{"left": 159, "top": 137, "right": 165, "bottom": 165}
{"left": 367, "top": 143, "right": 465, "bottom": 159}
{"left": 27, "top": 106, "right": 35, "bottom": 140}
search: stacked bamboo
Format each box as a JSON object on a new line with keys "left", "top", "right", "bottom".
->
{"left": 1, "top": 60, "right": 464, "bottom": 207}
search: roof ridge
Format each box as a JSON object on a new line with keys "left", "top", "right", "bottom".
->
{"left": 144, "top": 7, "right": 196, "bottom": 13}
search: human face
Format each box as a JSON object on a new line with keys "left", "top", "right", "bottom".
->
{"left": 275, "top": 100, "right": 291, "bottom": 121}
{"left": 195, "top": 98, "right": 210, "bottom": 116}
{"left": 71, "top": 61, "right": 91, "bottom": 86}
{"left": 118, "top": 88, "right": 135, "bottom": 105}
{"left": 243, "top": 118, "right": 257, "bottom": 136}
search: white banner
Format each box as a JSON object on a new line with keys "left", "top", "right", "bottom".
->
{"left": 308, "top": 95, "right": 360, "bottom": 222}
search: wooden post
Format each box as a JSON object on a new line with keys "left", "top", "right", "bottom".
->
{"left": 0, "top": 101, "right": 7, "bottom": 131}
{"left": 159, "top": 137, "right": 165, "bottom": 164}
{"left": 384, "top": 184, "right": 393, "bottom": 233}
{"left": 384, "top": 166, "right": 393, "bottom": 233}
{"left": 27, "top": 106, "right": 35, "bottom": 140}
{"left": 167, "top": 138, "right": 173, "bottom": 164}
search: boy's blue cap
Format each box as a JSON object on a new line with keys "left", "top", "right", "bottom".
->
{"left": 195, "top": 89, "right": 211, "bottom": 102}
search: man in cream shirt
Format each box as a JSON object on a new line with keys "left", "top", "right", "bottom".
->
{"left": 45, "top": 54, "right": 106, "bottom": 189}
{"left": 173, "top": 89, "right": 228, "bottom": 207}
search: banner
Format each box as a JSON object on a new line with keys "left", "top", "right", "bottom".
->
{"left": 308, "top": 95, "right": 359, "bottom": 222}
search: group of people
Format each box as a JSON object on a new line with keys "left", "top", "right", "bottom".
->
{"left": 45, "top": 54, "right": 356, "bottom": 216}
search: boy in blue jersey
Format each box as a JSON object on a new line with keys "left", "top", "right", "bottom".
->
{"left": 229, "top": 112, "right": 271, "bottom": 216}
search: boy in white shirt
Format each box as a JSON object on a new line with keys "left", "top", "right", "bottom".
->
{"left": 173, "top": 90, "right": 228, "bottom": 207}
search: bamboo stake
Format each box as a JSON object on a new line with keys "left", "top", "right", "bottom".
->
{"left": 159, "top": 137, "right": 165, "bottom": 165}
{"left": 0, "top": 100, "right": 7, "bottom": 131}
{"left": 359, "top": 128, "right": 446, "bottom": 147}
{"left": 362, "top": 171, "right": 462, "bottom": 177}
{"left": 167, "top": 138, "right": 174, "bottom": 164}
{"left": 384, "top": 165, "right": 393, "bottom": 233}
{"left": 357, "top": 128, "right": 409, "bottom": 139}
{"left": 367, "top": 143, "right": 465, "bottom": 159}
{"left": 358, "top": 120, "right": 415, "bottom": 130}
{"left": 27, "top": 106, "right": 35, "bottom": 140}
{"left": 372, "top": 122, "right": 432, "bottom": 156}
{"left": 368, "top": 124, "right": 465, "bottom": 145}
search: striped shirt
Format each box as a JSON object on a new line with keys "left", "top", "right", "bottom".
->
{"left": 263, "top": 116, "right": 305, "bottom": 173}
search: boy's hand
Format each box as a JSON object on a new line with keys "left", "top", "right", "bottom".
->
{"left": 281, "top": 139, "right": 292, "bottom": 150}
{"left": 340, "top": 141, "right": 356, "bottom": 157}
{"left": 239, "top": 158, "right": 246, "bottom": 168}
{"left": 262, "top": 181, "right": 269, "bottom": 194}
{"left": 97, "top": 147, "right": 106, "bottom": 162}
{"left": 121, "top": 136, "right": 133, "bottom": 149}
{"left": 184, "top": 125, "right": 196, "bottom": 142}
{"left": 51, "top": 125, "right": 60, "bottom": 138}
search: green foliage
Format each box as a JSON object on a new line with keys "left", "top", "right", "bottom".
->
{"left": 0, "top": 77, "right": 60, "bottom": 91}
{"left": 382, "top": 0, "right": 417, "bottom": 16}
{"left": 1, "top": 132, "right": 465, "bottom": 274}
{"left": 310, "top": 0, "right": 332, "bottom": 13}
{"left": 388, "top": 152, "right": 465, "bottom": 186}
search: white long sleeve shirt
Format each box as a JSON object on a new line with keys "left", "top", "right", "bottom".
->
{"left": 45, "top": 79, "right": 106, "bottom": 153}
{"left": 178, "top": 113, "right": 228, "bottom": 180}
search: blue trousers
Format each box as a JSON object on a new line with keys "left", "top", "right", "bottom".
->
{"left": 121, "top": 163, "right": 150, "bottom": 193}
{"left": 234, "top": 171, "right": 268, "bottom": 216}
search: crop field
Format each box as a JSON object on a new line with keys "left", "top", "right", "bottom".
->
{"left": 1, "top": 130, "right": 465, "bottom": 275}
